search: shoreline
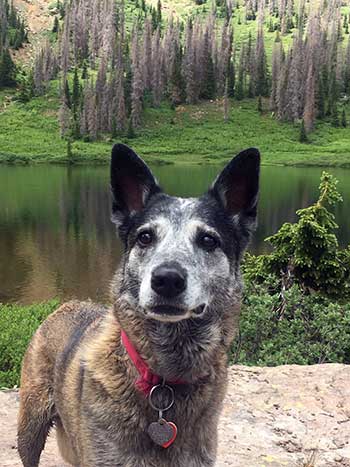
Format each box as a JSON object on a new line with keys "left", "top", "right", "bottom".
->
{"left": 1, "top": 155, "right": 350, "bottom": 168}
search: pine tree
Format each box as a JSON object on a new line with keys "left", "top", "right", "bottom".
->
{"left": 63, "top": 79, "right": 72, "bottom": 109}
{"left": 341, "top": 108, "right": 347, "bottom": 127}
{"left": 184, "top": 19, "right": 197, "bottom": 104}
{"left": 15, "top": 70, "right": 34, "bottom": 103}
{"left": 245, "top": 32, "right": 255, "bottom": 98}
{"left": 316, "top": 74, "right": 326, "bottom": 120}
{"left": 127, "top": 117, "right": 136, "bottom": 138}
{"left": 344, "top": 36, "right": 350, "bottom": 95}
{"left": 284, "top": 35, "right": 304, "bottom": 122}
{"left": 60, "top": 8, "right": 70, "bottom": 77}
{"left": 270, "top": 40, "right": 283, "bottom": 111}
{"left": 170, "top": 44, "right": 186, "bottom": 105}
{"left": 33, "top": 49, "right": 45, "bottom": 95}
{"left": 59, "top": 100, "right": 71, "bottom": 138}
{"left": 217, "top": 23, "right": 232, "bottom": 96}
{"left": 199, "top": 30, "right": 216, "bottom": 100}
{"left": 235, "top": 45, "right": 245, "bottom": 101}
{"left": 151, "top": 27, "right": 162, "bottom": 107}
{"left": 151, "top": 8, "right": 157, "bottom": 31}
{"left": 116, "top": 74, "right": 127, "bottom": 131}
{"left": 81, "top": 61, "right": 88, "bottom": 80}
{"left": 277, "top": 50, "right": 291, "bottom": 121}
{"left": 52, "top": 16, "right": 59, "bottom": 34}
{"left": 303, "top": 63, "right": 316, "bottom": 133}
{"left": 257, "top": 95, "right": 263, "bottom": 113}
{"left": 227, "top": 59, "right": 235, "bottom": 97}
{"left": 72, "top": 67, "right": 80, "bottom": 116}
{"left": 157, "top": 0, "right": 162, "bottom": 26}
{"left": 111, "top": 116, "right": 117, "bottom": 138}
{"left": 80, "top": 79, "right": 97, "bottom": 140}
{"left": 124, "top": 63, "right": 132, "bottom": 116}
{"left": 331, "top": 106, "right": 340, "bottom": 127}
{"left": 71, "top": 67, "right": 81, "bottom": 138}
{"left": 131, "top": 60, "right": 143, "bottom": 127}
{"left": 327, "top": 71, "right": 338, "bottom": 116}
{"left": 67, "top": 139, "right": 74, "bottom": 164}
{"left": 299, "top": 119, "right": 308, "bottom": 143}
{"left": 142, "top": 19, "right": 153, "bottom": 90}
{"left": 0, "top": 48, "right": 16, "bottom": 87}
{"left": 224, "top": 78, "right": 229, "bottom": 122}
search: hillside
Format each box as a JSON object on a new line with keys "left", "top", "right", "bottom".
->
{"left": 1, "top": 0, "right": 350, "bottom": 166}
{"left": 1, "top": 95, "right": 350, "bottom": 166}
{"left": 1, "top": 364, "right": 349, "bottom": 466}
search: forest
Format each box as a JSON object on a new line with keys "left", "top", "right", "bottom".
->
{"left": 23, "top": 0, "right": 350, "bottom": 138}
{"left": 1, "top": 0, "right": 350, "bottom": 165}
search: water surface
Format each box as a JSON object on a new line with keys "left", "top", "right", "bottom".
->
{"left": 0, "top": 164, "right": 349, "bottom": 304}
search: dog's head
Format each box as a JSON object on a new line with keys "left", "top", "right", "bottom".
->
{"left": 111, "top": 143, "right": 260, "bottom": 323}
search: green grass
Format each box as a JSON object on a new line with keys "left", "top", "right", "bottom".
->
{"left": 1, "top": 87, "right": 350, "bottom": 167}
{"left": 0, "top": 300, "right": 59, "bottom": 388}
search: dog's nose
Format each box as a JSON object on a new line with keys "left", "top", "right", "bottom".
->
{"left": 151, "top": 264, "right": 187, "bottom": 298}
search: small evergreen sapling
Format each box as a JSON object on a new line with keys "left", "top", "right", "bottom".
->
{"left": 244, "top": 173, "right": 350, "bottom": 300}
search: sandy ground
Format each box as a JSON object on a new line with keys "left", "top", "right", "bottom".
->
{"left": 1, "top": 364, "right": 350, "bottom": 467}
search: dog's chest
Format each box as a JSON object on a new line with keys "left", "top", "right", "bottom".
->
{"left": 80, "top": 379, "right": 219, "bottom": 466}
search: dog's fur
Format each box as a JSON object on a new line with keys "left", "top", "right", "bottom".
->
{"left": 17, "top": 143, "right": 260, "bottom": 467}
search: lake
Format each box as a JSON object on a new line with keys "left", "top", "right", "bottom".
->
{"left": 0, "top": 164, "right": 349, "bottom": 304}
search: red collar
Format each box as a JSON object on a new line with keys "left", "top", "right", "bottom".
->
{"left": 121, "top": 329, "right": 185, "bottom": 396}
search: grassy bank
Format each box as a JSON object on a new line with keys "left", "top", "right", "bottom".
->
{"left": 1, "top": 88, "right": 350, "bottom": 167}
{"left": 0, "top": 300, "right": 59, "bottom": 388}
{"left": 2, "top": 288, "right": 349, "bottom": 388}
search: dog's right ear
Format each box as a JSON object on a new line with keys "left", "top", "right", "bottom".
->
{"left": 110, "top": 144, "right": 161, "bottom": 226}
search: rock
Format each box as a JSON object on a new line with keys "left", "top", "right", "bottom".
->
{"left": 0, "top": 364, "right": 349, "bottom": 466}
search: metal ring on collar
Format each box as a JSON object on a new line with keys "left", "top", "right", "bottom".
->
{"left": 148, "top": 384, "right": 175, "bottom": 412}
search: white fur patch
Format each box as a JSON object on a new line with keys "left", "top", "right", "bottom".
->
{"left": 137, "top": 203, "right": 231, "bottom": 314}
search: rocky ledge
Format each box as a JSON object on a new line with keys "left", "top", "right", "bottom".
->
{"left": 1, "top": 364, "right": 349, "bottom": 466}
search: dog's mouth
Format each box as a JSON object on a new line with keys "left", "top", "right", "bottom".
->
{"left": 145, "top": 304, "right": 207, "bottom": 322}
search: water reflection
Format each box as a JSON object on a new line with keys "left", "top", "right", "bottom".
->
{"left": 0, "top": 164, "right": 348, "bottom": 304}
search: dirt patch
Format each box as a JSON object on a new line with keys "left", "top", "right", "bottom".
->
{"left": 1, "top": 364, "right": 350, "bottom": 466}
{"left": 13, "top": 0, "right": 53, "bottom": 64}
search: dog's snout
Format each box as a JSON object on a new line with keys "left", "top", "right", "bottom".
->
{"left": 151, "top": 264, "right": 187, "bottom": 298}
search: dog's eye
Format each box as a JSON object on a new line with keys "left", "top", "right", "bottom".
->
{"left": 137, "top": 230, "right": 154, "bottom": 247}
{"left": 198, "top": 233, "right": 219, "bottom": 251}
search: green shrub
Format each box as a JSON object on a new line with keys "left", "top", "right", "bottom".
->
{"left": 0, "top": 300, "right": 59, "bottom": 388}
{"left": 243, "top": 172, "right": 350, "bottom": 300}
{"left": 234, "top": 172, "right": 350, "bottom": 366}
{"left": 232, "top": 282, "right": 350, "bottom": 366}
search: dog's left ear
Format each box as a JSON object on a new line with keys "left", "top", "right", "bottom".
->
{"left": 110, "top": 144, "right": 161, "bottom": 226}
{"left": 210, "top": 148, "right": 260, "bottom": 224}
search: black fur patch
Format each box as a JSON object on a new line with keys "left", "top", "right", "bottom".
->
{"left": 56, "top": 307, "right": 106, "bottom": 381}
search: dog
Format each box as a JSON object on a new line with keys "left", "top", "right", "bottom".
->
{"left": 17, "top": 143, "right": 260, "bottom": 467}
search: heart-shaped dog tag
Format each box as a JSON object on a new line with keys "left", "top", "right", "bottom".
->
{"left": 147, "top": 419, "right": 177, "bottom": 448}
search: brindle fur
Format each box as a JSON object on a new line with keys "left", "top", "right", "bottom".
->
{"left": 18, "top": 144, "right": 260, "bottom": 467}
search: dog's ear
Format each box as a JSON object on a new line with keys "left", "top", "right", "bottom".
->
{"left": 210, "top": 148, "right": 260, "bottom": 224}
{"left": 110, "top": 144, "right": 161, "bottom": 225}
